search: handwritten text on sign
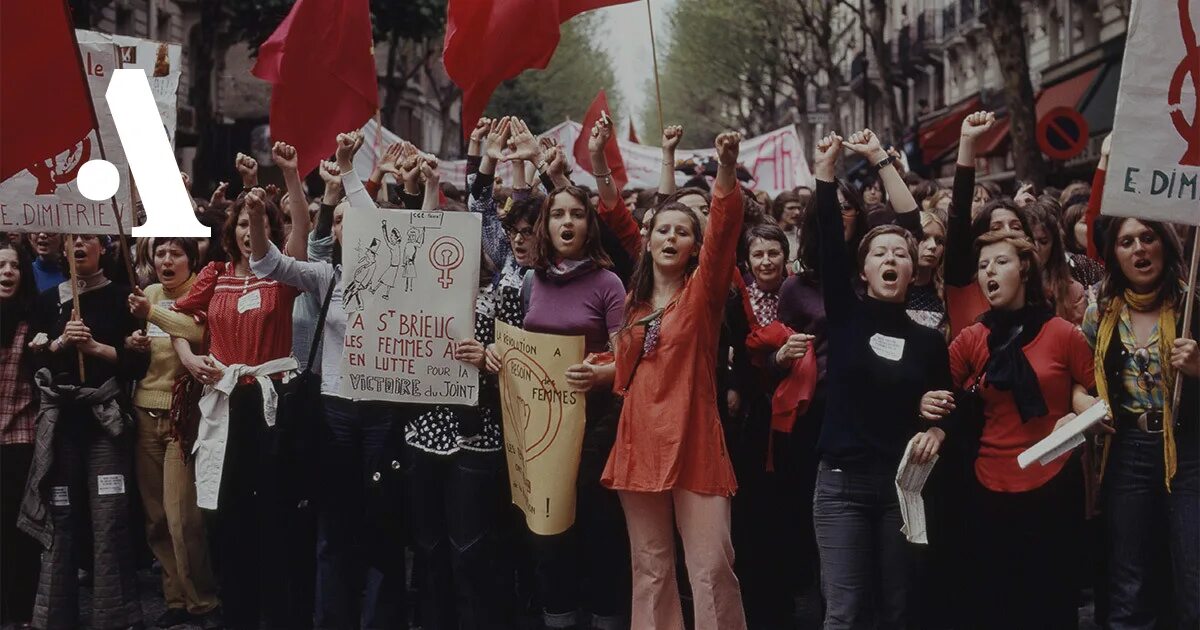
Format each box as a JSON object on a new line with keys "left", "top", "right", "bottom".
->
{"left": 0, "top": 39, "right": 132, "bottom": 234}
{"left": 495, "top": 321, "right": 587, "bottom": 536}
{"left": 1101, "top": 0, "right": 1200, "bottom": 226}
{"left": 339, "top": 207, "right": 481, "bottom": 404}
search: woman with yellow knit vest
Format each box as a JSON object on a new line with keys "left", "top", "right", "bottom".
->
{"left": 126, "top": 237, "right": 222, "bottom": 629}
{"left": 1082, "top": 217, "right": 1199, "bottom": 629}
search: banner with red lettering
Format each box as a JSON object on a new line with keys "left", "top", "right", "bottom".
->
{"left": 339, "top": 206, "right": 482, "bottom": 404}
{"left": 358, "top": 119, "right": 814, "bottom": 195}
{"left": 0, "top": 37, "right": 133, "bottom": 234}
{"left": 1101, "top": 0, "right": 1200, "bottom": 226}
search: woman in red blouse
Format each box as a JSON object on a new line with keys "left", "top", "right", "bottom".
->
{"left": 172, "top": 188, "right": 301, "bottom": 629}
{"left": 931, "top": 229, "right": 1099, "bottom": 629}
{"left": 601, "top": 131, "right": 747, "bottom": 630}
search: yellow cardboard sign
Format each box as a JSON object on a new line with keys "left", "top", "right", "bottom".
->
{"left": 495, "top": 321, "right": 587, "bottom": 535}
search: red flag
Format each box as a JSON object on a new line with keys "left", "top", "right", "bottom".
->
{"left": 252, "top": 0, "right": 378, "bottom": 177}
{"left": 573, "top": 90, "right": 628, "bottom": 191}
{"left": 627, "top": 120, "right": 640, "bottom": 144}
{"left": 444, "top": 0, "right": 635, "bottom": 138}
{"left": 0, "top": 1, "right": 96, "bottom": 182}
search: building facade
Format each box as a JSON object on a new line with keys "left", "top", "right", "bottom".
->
{"left": 840, "top": 0, "right": 1130, "bottom": 183}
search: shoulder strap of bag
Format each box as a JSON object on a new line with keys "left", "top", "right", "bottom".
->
{"left": 305, "top": 273, "right": 338, "bottom": 373}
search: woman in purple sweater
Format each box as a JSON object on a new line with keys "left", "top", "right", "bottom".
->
{"left": 520, "top": 185, "right": 630, "bottom": 629}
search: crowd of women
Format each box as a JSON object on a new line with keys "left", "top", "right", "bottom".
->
{"left": 0, "top": 110, "right": 1196, "bottom": 630}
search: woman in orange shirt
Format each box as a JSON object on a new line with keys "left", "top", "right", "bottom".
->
{"left": 601, "top": 131, "right": 747, "bottom": 629}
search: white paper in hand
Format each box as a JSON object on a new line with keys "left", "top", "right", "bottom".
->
{"left": 895, "top": 438, "right": 939, "bottom": 544}
{"left": 1017, "top": 400, "right": 1109, "bottom": 469}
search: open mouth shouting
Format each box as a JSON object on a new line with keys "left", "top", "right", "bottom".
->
{"left": 160, "top": 267, "right": 177, "bottom": 280}
{"left": 881, "top": 269, "right": 899, "bottom": 283}
{"left": 660, "top": 244, "right": 679, "bottom": 260}
{"left": 1133, "top": 257, "right": 1152, "bottom": 271}
{"left": 0, "top": 277, "right": 15, "bottom": 291}
{"left": 558, "top": 228, "right": 575, "bottom": 244}
{"left": 985, "top": 278, "right": 1001, "bottom": 297}
{"left": 73, "top": 247, "right": 87, "bottom": 260}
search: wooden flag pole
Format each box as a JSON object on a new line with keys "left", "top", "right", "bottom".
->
{"left": 64, "top": 25, "right": 138, "bottom": 287}
{"left": 646, "top": 0, "right": 665, "bottom": 135}
{"left": 1171, "top": 226, "right": 1200, "bottom": 412}
{"left": 64, "top": 235, "right": 86, "bottom": 381}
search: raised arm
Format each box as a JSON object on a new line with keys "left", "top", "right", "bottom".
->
{"left": 659, "top": 124, "right": 682, "bottom": 197}
{"left": 844, "top": 129, "right": 918, "bottom": 216}
{"left": 421, "top": 160, "right": 441, "bottom": 212}
{"left": 504, "top": 118, "right": 540, "bottom": 194}
{"left": 335, "top": 131, "right": 378, "bottom": 212}
{"left": 235, "top": 152, "right": 258, "bottom": 191}
{"left": 367, "top": 142, "right": 403, "bottom": 197}
{"left": 469, "top": 119, "right": 507, "bottom": 267}
{"left": 540, "top": 141, "right": 573, "bottom": 190}
{"left": 477, "top": 117, "right": 509, "bottom": 199}
{"left": 272, "top": 141, "right": 309, "bottom": 261}
{"left": 587, "top": 117, "right": 621, "bottom": 209}
{"left": 946, "top": 111, "right": 995, "bottom": 287}
{"left": 1085, "top": 133, "right": 1111, "bottom": 261}
{"left": 695, "top": 132, "right": 746, "bottom": 313}
{"left": 250, "top": 240, "right": 334, "bottom": 296}
{"left": 313, "top": 160, "right": 342, "bottom": 240}
{"left": 246, "top": 187, "right": 272, "bottom": 264}
{"left": 812, "top": 132, "right": 855, "bottom": 322}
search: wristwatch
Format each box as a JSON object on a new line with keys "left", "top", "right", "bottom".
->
{"left": 872, "top": 154, "right": 898, "bottom": 172}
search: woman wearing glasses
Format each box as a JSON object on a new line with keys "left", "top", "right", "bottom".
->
{"left": 1082, "top": 217, "right": 1198, "bottom": 628}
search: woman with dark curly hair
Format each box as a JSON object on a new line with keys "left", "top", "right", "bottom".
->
{"left": 1083, "top": 217, "right": 1199, "bottom": 628}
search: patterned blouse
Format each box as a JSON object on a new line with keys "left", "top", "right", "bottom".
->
{"left": 405, "top": 273, "right": 525, "bottom": 455}
{"left": 1082, "top": 302, "right": 1165, "bottom": 415}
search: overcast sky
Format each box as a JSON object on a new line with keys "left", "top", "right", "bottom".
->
{"left": 592, "top": 0, "right": 677, "bottom": 133}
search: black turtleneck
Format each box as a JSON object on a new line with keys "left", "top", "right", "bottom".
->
{"left": 814, "top": 179, "right": 952, "bottom": 469}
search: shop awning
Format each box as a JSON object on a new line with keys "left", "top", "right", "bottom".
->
{"left": 1081, "top": 60, "right": 1121, "bottom": 135}
{"left": 976, "top": 66, "right": 1103, "bottom": 157}
{"left": 918, "top": 97, "right": 981, "bottom": 162}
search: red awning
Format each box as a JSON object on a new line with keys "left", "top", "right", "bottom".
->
{"left": 918, "top": 97, "right": 981, "bottom": 162}
{"left": 1036, "top": 67, "right": 1100, "bottom": 118}
{"left": 977, "top": 67, "right": 1101, "bottom": 157}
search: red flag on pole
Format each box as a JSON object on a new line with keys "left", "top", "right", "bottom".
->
{"left": 252, "top": 0, "right": 378, "bottom": 177}
{"left": 627, "top": 120, "right": 641, "bottom": 144}
{"left": 573, "top": 90, "right": 628, "bottom": 191}
{"left": 0, "top": 0, "right": 96, "bottom": 182}
{"left": 444, "top": 0, "right": 636, "bottom": 138}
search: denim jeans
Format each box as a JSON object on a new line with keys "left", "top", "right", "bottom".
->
{"left": 315, "top": 396, "right": 406, "bottom": 629}
{"left": 404, "top": 446, "right": 514, "bottom": 629}
{"left": 1103, "top": 428, "right": 1199, "bottom": 629}
{"left": 813, "top": 461, "right": 914, "bottom": 630}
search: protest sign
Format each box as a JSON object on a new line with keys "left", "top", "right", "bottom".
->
{"left": 0, "top": 38, "right": 132, "bottom": 234}
{"left": 339, "top": 207, "right": 481, "bottom": 404}
{"left": 97, "top": 32, "right": 183, "bottom": 147}
{"left": 358, "top": 119, "right": 814, "bottom": 195}
{"left": 494, "top": 321, "right": 587, "bottom": 536}
{"left": 1101, "top": 0, "right": 1200, "bottom": 226}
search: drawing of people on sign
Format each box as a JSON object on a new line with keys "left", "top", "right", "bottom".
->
{"left": 401, "top": 226, "right": 425, "bottom": 292}
{"left": 343, "top": 237, "right": 380, "bottom": 312}
{"left": 374, "top": 220, "right": 404, "bottom": 299}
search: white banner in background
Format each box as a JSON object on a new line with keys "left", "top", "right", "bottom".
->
{"left": 1101, "top": 0, "right": 1200, "bottom": 226}
{"left": 339, "top": 207, "right": 482, "bottom": 404}
{"left": 357, "top": 119, "right": 814, "bottom": 196}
